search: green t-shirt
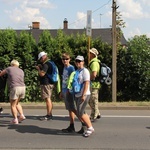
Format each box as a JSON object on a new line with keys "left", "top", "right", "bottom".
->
{"left": 89, "top": 58, "right": 101, "bottom": 89}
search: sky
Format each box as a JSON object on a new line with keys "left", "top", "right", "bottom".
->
{"left": 0, "top": 0, "right": 150, "bottom": 40}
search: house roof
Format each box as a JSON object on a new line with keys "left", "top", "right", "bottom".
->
{"left": 15, "top": 28, "right": 127, "bottom": 45}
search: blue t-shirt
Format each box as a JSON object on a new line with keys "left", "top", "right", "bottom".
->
{"left": 62, "top": 65, "right": 75, "bottom": 92}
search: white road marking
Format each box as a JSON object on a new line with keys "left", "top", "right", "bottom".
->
{"left": 1, "top": 114, "right": 150, "bottom": 118}
{"left": 102, "top": 115, "right": 150, "bottom": 118}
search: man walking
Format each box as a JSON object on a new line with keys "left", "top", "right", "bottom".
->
{"left": 35, "top": 51, "right": 56, "bottom": 120}
{"left": 88, "top": 48, "right": 101, "bottom": 122}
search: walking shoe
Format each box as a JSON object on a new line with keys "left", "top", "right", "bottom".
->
{"left": 77, "top": 126, "right": 87, "bottom": 134}
{"left": 18, "top": 115, "right": 26, "bottom": 123}
{"left": 97, "top": 114, "right": 101, "bottom": 119}
{"left": 83, "top": 127, "right": 95, "bottom": 137}
{"left": 0, "top": 107, "right": 3, "bottom": 114}
{"left": 40, "top": 115, "right": 53, "bottom": 121}
{"left": 90, "top": 118, "right": 97, "bottom": 122}
{"left": 62, "top": 126, "right": 75, "bottom": 133}
{"left": 11, "top": 118, "right": 19, "bottom": 124}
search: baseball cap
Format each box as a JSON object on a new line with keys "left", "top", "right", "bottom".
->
{"left": 38, "top": 51, "right": 47, "bottom": 60}
{"left": 90, "top": 48, "right": 99, "bottom": 56}
{"left": 75, "top": 55, "right": 84, "bottom": 61}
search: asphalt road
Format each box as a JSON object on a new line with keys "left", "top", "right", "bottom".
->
{"left": 0, "top": 108, "right": 150, "bottom": 150}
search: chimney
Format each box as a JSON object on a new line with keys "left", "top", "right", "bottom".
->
{"left": 63, "top": 18, "right": 68, "bottom": 29}
{"left": 32, "top": 22, "right": 40, "bottom": 29}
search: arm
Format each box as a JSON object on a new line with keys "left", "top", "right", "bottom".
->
{"left": 0, "top": 69, "right": 7, "bottom": 77}
{"left": 90, "top": 61, "right": 99, "bottom": 80}
{"left": 81, "top": 80, "right": 90, "bottom": 101}
{"left": 35, "top": 64, "right": 46, "bottom": 77}
{"left": 90, "top": 71, "right": 97, "bottom": 80}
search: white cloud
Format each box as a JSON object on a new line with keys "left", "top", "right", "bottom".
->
{"left": 5, "top": 0, "right": 52, "bottom": 29}
{"left": 141, "top": 0, "right": 150, "bottom": 6}
{"left": 25, "top": 0, "right": 56, "bottom": 9}
{"left": 74, "top": 11, "right": 100, "bottom": 29}
{"left": 73, "top": 12, "right": 86, "bottom": 28}
{"left": 118, "top": 0, "right": 143, "bottom": 19}
{"left": 128, "top": 28, "right": 142, "bottom": 38}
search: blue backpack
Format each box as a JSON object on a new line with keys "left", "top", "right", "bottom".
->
{"left": 47, "top": 60, "right": 59, "bottom": 83}
{"left": 72, "top": 69, "right": 84, "bottom": 93}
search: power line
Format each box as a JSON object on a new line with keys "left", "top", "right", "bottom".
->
{"left": 69, "top": 0, "right": 111, "bottom": 27}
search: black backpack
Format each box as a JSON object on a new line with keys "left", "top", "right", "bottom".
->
{"left": 89, "top": 61, "right": 112, "bottom": 85}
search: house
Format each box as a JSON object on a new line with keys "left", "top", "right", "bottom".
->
{"left": 15, "top": 18, "right": 127, "bottom": 45}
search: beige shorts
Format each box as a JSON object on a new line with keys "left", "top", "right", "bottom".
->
{"left": 40, "top": 84, "right": 54, "bottom": 100}
{"left": 9, "top": 86, "right": 26, "bottom": 100}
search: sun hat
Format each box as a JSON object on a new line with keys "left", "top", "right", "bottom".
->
{"left": 38, "top": 51, "right": 47, "bottom": 60}
{"left": 75, "top": 55, "right": 84, "bottom": 61}
{"left": 90, "top": 48, "right": 99, "bottom": 56}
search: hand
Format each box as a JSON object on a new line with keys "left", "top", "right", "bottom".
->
{"left": 35, "top": 66, "right": 40, "bottom": 70}
{"left": 35, "top": 64, "right": 42, "bottom": 70}
{"left": 81, "top": 95, "right": 86, "bottom": 102}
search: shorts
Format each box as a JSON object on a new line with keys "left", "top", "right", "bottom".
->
{"left": 75, "top": 95, "right": 90, "bottom": 117}
{"left": 40, "top": 84, "right": 54, "bottom": 100}
{"left": 9, "top": 86, "right": 26, "bottom": 100}
{"left": 62, "top": 91, "right": 76, "bottom": 111}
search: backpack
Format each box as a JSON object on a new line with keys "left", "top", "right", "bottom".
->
{"left": 46, "top": 60, "right": 59, "bottom": 83}
{"left": 89, "top": 61, "right": 112, "bottom": 85}
{"left": 68, "top": 69, "right": 84, "bottom": 94}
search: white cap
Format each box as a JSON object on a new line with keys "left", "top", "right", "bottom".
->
{"left": 75, "top": 55, "right": 84, "bottom": 61}
{"left": 38, "top": 51, "right": 47, "bottom": 60}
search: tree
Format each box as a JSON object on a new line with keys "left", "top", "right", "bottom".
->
{"left": 117, "top": 35, "right": 150, "bottom": 101}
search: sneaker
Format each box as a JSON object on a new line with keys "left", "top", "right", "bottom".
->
{"left": 18, "top": 115, "right": 26, "bottom": 123}
{"left": 0, "top": 107, "right": 3, "bottom": 114}
{"left": 40, "top": 115, "right": 53, "bottom": 121}
{"left": 11, "top": 118, "right": 18, "bottom": 124}
{"left": 83, "top": 127, "right": 94, "bottom": 137}
{"left": 62, "top": 126, "right": 75, "bottom": 133}
{"left": 77, "top": 126, "right": 86, "bottom": 134}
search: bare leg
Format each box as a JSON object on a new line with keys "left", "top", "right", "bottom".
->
{"left": 80, "top": 113, "right": 92, "bottom": 128}
{"left": 69, "top": 111, "right": 75, "bottom": 124}
{"left": 10, "top": 99, "right": 18, "bottom": 119}
{"left": 45, "top": 98, "right": 52, "bottom": 115}
{"left": 16, "top": 98, "right": 24, "bottom": 116}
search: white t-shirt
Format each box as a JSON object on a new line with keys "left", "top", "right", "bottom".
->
{"left": 75, "top": 67, "right": 91, "bottom": 97}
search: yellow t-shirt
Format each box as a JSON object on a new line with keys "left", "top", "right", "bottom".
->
{"left": 89, "top": 58, "right": 101, "bottom": 89}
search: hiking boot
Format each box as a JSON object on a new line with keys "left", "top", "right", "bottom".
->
{"left": 0, "top": 107, "right": 3, "bottom": 114}
{"left": 62, "top": 126, "right": 75, "bottom": 133}
{"left": 18, "top": 115, "right": 26, "bottom": 123}
{"left": 11, "top": 118, "right": 19, "bottom": 125}
{"left": 40, "top": 115, "right": 53, "bottom": 121}
{"left": 83, "top": 127, "right": 95, "bottom": 137}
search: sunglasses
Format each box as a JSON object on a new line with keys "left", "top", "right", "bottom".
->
{"left": 62, "top": 58, "right": 69, "bottom": 60}
{"left": 75, "top": 59, "right": 82, "bottom": 63}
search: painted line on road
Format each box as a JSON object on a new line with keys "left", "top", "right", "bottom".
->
{"left": 1, "top": 114, "right": 150, "bottom": 118}
{"left": 102, "top": 115, "right": 150, "bottom": 118}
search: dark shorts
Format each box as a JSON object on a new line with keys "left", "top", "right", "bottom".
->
{"left": 75, "top": 95, "right": 90, "bottom": 116}
{"left": 62, "top": 91, "right": 76, "bottom": 111}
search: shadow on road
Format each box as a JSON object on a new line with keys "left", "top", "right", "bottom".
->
{"left": 7, "top": 124, "right": 81, "bottom": 136}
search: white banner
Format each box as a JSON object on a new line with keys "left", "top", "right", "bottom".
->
{"left": 86, "top": 10, "right": 92, "bottom": 36}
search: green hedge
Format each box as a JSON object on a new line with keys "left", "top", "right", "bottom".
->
{"left": 0, "top": 29, "right": 149, "bottom": 102}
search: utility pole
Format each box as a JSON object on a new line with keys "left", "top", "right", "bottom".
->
{"left": 112, "top": 0, "right": 117, "bottom": 102}
{"left": 100, "top": 14, "right": 102, "bottom": 28}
